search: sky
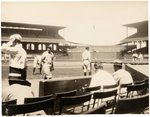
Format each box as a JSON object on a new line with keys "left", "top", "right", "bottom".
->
{"left": 1, "top": 0, "right": 148, "bottom": 45}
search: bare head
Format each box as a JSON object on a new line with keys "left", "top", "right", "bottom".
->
{"left": 94, "top": 62, "right": 103, "bottom": 71}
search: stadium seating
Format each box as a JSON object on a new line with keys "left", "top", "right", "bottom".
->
{"left": 2, "top": 99, "right": 17, "bottom": 115}
{"left": 24, "top": 94, "right": 53, "bottom": 114}
{"left": 7, "top": 98, "right": 55, "bottom": 116}
{"left": 24, "top": 94, "right": 53, "bottom": 103}
{"left": 126, "top": 83, "right": 146, "bottom": 97}
{"left": 83, "top": 103, "right": 106, "bottom": 114}
{"left": 103, "top": 84, "right": 119, "bottom": 92}
{"left": 93, "top": 89, "right": 118, "bottom": 113}
{"left": 115, "top": 94, "right": 149, "bottom": 114}
{"left": 84, "top": 86, "right": 101, "bottom": 93}
{"left": 118, "top": 83, "right": 132, "bottom": 98}
{"left": 59, "top": 93, "right": 92, "bottom": 114}
{"left": 54, "top": 90, "right": 77, "bottom": 114}
{"left": 134, "top": 80, "right": 146, "bottom": 84}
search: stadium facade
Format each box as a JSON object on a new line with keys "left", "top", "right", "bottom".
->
{"left": 1, "top": 21, "right": 125, "bottom": 61}
{"left": 1, "top": 22, "right": 67, "bottom": 54}
{"left": 120, "top": 20, "right": 148, "bottom": 55}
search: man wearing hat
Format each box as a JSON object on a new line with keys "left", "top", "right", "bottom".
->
{"left": 82, "top": 46, "right": 91, "bottom": 76}
{"left": 41, "top": 46, "right": 54, "bottom": 79}
{"left": 90, "top": 62, "right": 116, "bottom": 90}
{"left": 112, "top": 60, "right": 133, "bottom": 90}
{"left": 1, "top": 34, "right": 27, "bottom": 80}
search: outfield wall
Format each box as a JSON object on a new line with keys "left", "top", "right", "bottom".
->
{"left": 54, "top": 51, "right": 121, "bottom": 61}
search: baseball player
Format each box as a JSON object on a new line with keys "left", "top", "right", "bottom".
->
{"left": 82, "top": 47, "right": 91, "bottom": 76}
{"left": 41, "top": 46, "right": 54, "bottom": 79}
{"left": 1, "top": 34, "right": 27, "bottom": 80}
{"left": 33, "top": 55, "right": 42, "bottom": 75}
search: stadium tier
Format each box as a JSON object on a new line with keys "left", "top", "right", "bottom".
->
{"left": 1, "top": 22, "right": 67, "bottom": 54}
{"left": 119, "top": 20, "right": 148, "bottom": 55}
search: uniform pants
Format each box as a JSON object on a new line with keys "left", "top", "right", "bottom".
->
{"left": 43, "top": 63, "right": 52, "bottom": 79}
{"left": 9, "top": 67, "right": 27, "bottom": 80}
{"left": 83, "top": 60, "right": 91, "bottom": 72}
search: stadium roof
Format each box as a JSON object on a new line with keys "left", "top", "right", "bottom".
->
{"left": 1, "top": 22, "right": 66, "bottom": 30}
{"left": 120, "top": 20, "right": 148, "bottom": 44}
{"left": 2, "top": 36, "right": 67, "bottom": 44}
{"left": 123, "top": 20, "right": 148, "bottom": 28}
{"left": 120, "top": 37, "right": 148, "bottom": 44}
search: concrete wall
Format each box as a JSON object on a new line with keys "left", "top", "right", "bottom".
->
{"left": 55, "top": 52, "right": 121, "bottom": 61}
{"left": 39, "top": 76, "right": 91, "bottom": 96}
{"left": 125, "top": 64, "right": 148, "bottom": 82}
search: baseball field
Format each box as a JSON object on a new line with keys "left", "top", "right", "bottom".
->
{"left": 2, "top": 61, "right": 114, "bottom": 96}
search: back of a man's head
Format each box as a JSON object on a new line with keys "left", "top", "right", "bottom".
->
{"left": 113, "top": 60, "right": 123, "bottom": 71}
{"left": 94, "top": 62, "right": 103, "bottom": 70}
{"left": 85, "top": 46, "right": 89, "bottom": 50}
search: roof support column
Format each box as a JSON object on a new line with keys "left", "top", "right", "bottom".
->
{"left": 126, "top": 27, "right": 128, "bottom": 37}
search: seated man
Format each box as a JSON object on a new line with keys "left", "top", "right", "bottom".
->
{"left": 2, "top": 79, "right": 34, "bottom": 104}
{"left": 112, "top": 60, "right": 134, "bottom": 95}
{"left": 90, "top": 62, "right": 116, "bottom": 91}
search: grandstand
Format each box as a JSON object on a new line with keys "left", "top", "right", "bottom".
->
{"left": 2, "top": 21, "right": 149, "bottom": 115}
{"left": 1, "top": 22, "right": 67, "bottom": 55}
{"left": 119, "top": 20, "right": 148, "bottom": 59}
{"left": 1, "top": 21, "right": 125, "bottom": 61}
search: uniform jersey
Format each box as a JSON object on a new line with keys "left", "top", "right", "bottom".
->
{"left": 82, "top": 50, "right": 91, "bottom": 61}
{"left": 42, "top": 51, "right": 54, "bottom": 64}
{"left": 2, "top": 43, "right": 27, "bottom": 69}
{"left": 33, "top": 55, "right": 42, "bottom": 68}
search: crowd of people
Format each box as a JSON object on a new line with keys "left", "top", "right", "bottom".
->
{"left": 2, "top": 34, "right": 137, "bottom": 110}
{"left": 132, "top": 51, "right": 144, "bottom": 62}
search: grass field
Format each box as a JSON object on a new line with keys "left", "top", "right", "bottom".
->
{"left": 2, "top": 61, "right": 114, "bottom": 79}
{"left": 2, "top": 61, "right": 114, "bottom": 96}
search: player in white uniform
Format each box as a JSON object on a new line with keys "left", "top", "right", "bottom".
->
{"left": 1, "top": 34, "right": 27, "bottom": 80}
{"left": 82, "top": 47, "right": 91, "bottom": 76}
{"left": 41, "top": 46, "right": 54, "bottom": 79}
{"left": 33, "top": 55, "right": 42, "bottom": 74}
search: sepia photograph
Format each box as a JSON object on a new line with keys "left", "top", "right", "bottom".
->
{"left": 1, "top": 0, "right": 149, "bottom": 115}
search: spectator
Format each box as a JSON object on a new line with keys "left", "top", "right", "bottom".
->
{"left": 82, "top": 47, "right": 91, "bottom": 76}
{"left": 33, "top": 54, "right": 42, "bottom": 75}
{"left": 41, "top": 46, "right": 54, "bottom": 79}
{"left": 90, "top": 62, "right": 116, "bottom": 90}
{"left": 2, "top": 79, "right": 34, "bottom": 104}
{"left": 138, "top": 52, "right": 144, "bottom": 61}
{"left": 112, "top": 60, "right": 133, "bottom": 93}
{"left": 1, "top": 34, "right": 27, "bottom": 80}
{"left": 132, "top": 51, "right": 138, "bottom": 62}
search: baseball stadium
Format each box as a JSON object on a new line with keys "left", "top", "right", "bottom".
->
{"left": 1, "top": 20, "right": 149, "bottom": 115}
